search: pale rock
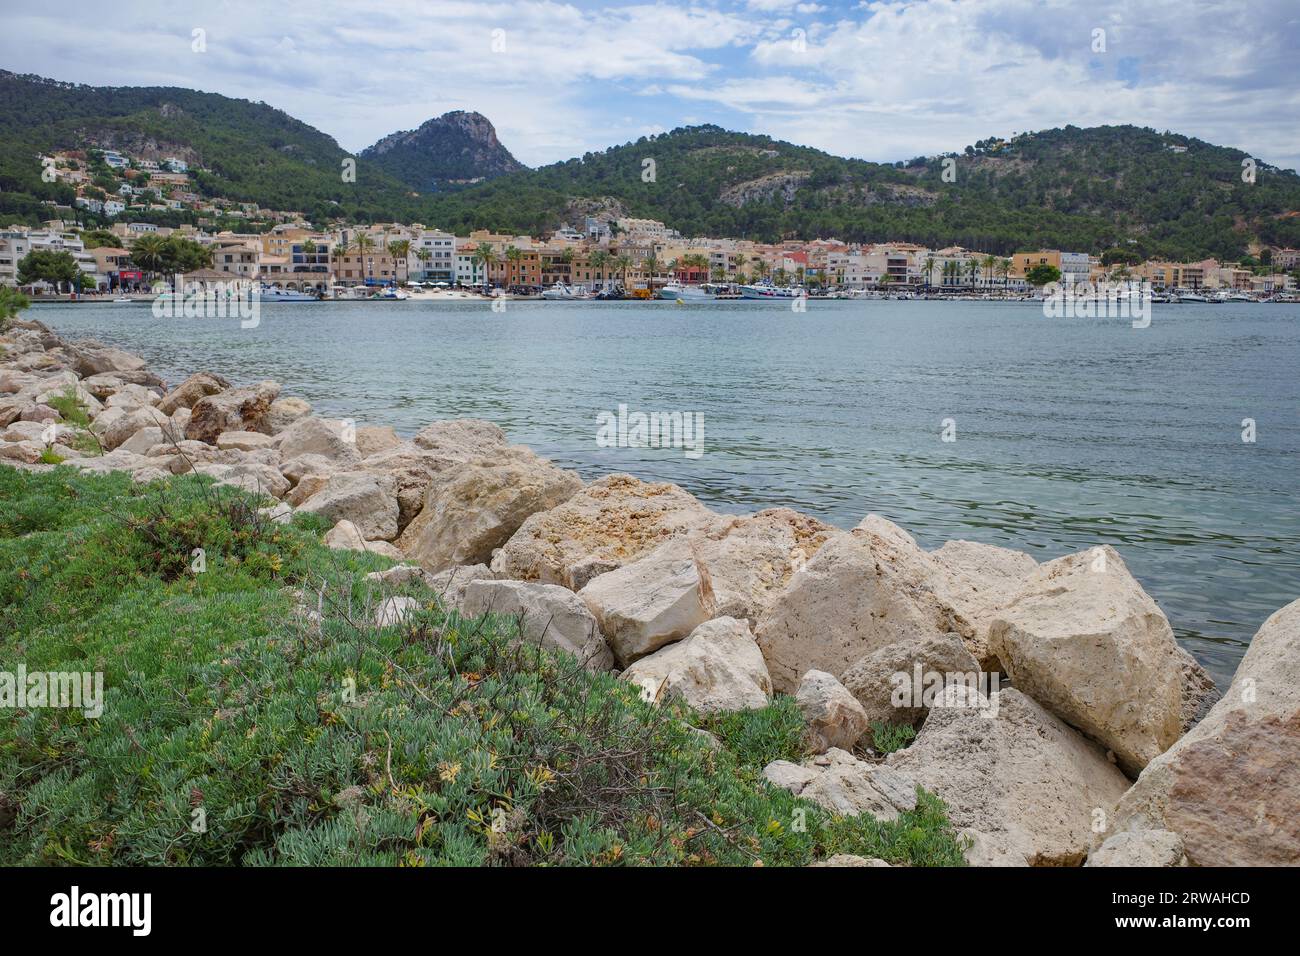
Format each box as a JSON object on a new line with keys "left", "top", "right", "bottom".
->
{"left": 363, "top": 540, "right": 404, "bottom": 560}
{"left": 195, "top": 461, "right": 290, "bottom": 499}
{"left": 260, "top": 396, "right": 312, "bottom": 434}
{"left": 887, "top": 687, "right": 1131, "bottom": 866}
{"left": 620, "top": 616, "right": 772, "bottom": 712}
{"left": 296, "top": 470, "right": 400, "bottom": 540}
{"left": 96, "top": 404, "right": 169, "bottom": 451}
{"left": 841, "top": 632, "right": 981, "bottom": 729}
{"left": 0, "top": 440, "right": 44, "bottom": 463}
{"left": 796, "top": 669, "right": 871, "bottom": 753}
{"left": 104, "top": 383, "right": 160, "bottom": 409}
{"left": 412, "top": 418, "right": 506, "bottom": 456}
{"left": 216, "top": 430, "right": 277, "bottom": 452}
{"left": 355, "top": 425, "right": 401, "bottom": 457}
{"left": 1086, "top": 829, "right": 1186, "bottom": 867}
{"left": 809, "top": 855, "right": 891, "bottom": 867}
{"left": 18, "top": 403, "right": 58, "bottom": 423}
{"left": 396, "top": 447, "right": 583, "bottom": 573}
{"left": 492, "top": 473, "right": 716, "bottom": 588}
{"left": 324, "top": 519, "right": 367, "bottom": 551}
{"left": 276, "top": 415, "right": 360, "bottom": 465}
{"left": 461, "top": 579, "right": 613, "bottom": 669}
{"left": 426, "top": 564, "right": 495, "bottom": 611}
{"left": 286, "top": 473, "right": 330, "bottom": 507}
{"left": 989, "top": 545, "right": 1191, "bottom": 775}
{"left": 185, "top": 380, "right": 280, "bottom": 444}
{"left": 259, "top": 501, "right": 294, "bottom": 524}
{"left": 1098, "top": 599, "right": 1300, "bottom": 866}
{"left": 765, "top": 748, "right": 918, "bottom": 821}
{"left": 578, "top": 539, "right": 717, "bottom": 667}
{"left": 364, "top": 564, "right": 427, "bottom": 587}
{"left": 118, "top": 426, "right": 165, "bottom": 456}
{"left": 280, "top": 453, "right": 337, "bottom": 486}
{"left": 928, "top": 538, "right": 1039, "bottom": 668}
{"left": 157, "top": 371, "right": 230, "bottom": 414}
{"left": 375, "top": 596, "right": 420, "bottom": 628}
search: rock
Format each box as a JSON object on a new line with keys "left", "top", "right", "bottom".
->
{"left": 412, "top": 418, "right": 506, "bottom": 456}
{"left": 927, "top": 539, "right": 1039, "bottom": 668}
{"left": 79, "top": 373, "right": 126, "bottom": 400}
{"left": 796, "top": 669, "right": 871, "bottom": 753}
{"left": 375, "top": 596, "right": 420, "bottom": 628}
{"left": 185, "top": 380, "right": 280, "bottom": 444}
{"left": 357, "top": 442, "right": 458, "bottom": 529}
{"left": 364, "top": 564, "right": 428, "bottom": 587}
{"left": 620, "top": 616, "right": 772, "bottom": 712}
{"left": 1, "top": 420, "right": 50, "bottom": 443}
{"left": 118, "top": 426, "right": 165, "bottom": 456}
{"left": 887, "top": 687, "right": 1131, "bottom": 866}
{"left": 259, "top": 501, "right": 294, "bottom": 524}
{"left": 103, "top": 383, "right": 160, "bottom": 409}
{"left": 18, "top": 403, "right": 59, "bottom": 423}
{"left": 1099, "top": 599, "right": 1300, "bottom": 866}
{"left": 1086, "top": 829, "right": 1186, "bottom": 867}
{"left": 217, "top": 430, "right": 277, "bottom": 452}
{"left": 841, "top": 633, "right": 981, "bottom": 729}
{"left": 355, "top": 425, "right": 401, "bottom": 457}
{"left": 958, "top": 828, "right": 1028, "bottom": 867}
{"left": 460, "top": 579, "right": 613, "bottom": 670}
{"left": 754, "top": 517, "right": 951, "bottom": 693}
{"left": 285, "top": 473, "right": 330, "bottom": 507}
{"left": 95, "top": 404, "right": 169, "bottom": 451}
{"left": 492, "top": 473, "right": 716, "bottom": 588}
{"left": 157, "top": 371, "right": 230, "bottom": 414}
{"left": 0, "top": 440, "right": 44, "bottom": 463}
{"left": 989, "top": 545, "right": 1189, "bottom": 775}
{"left": 363, "top": 540, "right": 404, "bottom": 560}
{"left": 765, "top": 748, "right": 918, "bottom": 821}
{"left": 425, "top": 564, "right": 495, "bottom": 611}
{"left": 194, "top": 460, "right": 290, "bottom": 499}
{"left": 396, "top": 448, "right": 583, "bottom": 573}
{"left": 578, "top": 539, "right": 718, "bottom": 667}
{"left": 276, "top": 415, "right": 360, "bottom": 464}
{"left": 279, "top": 452, "right": 335, "bottom": 484}
{"left": 324, "top": 519, "right": 367, "bottom": 551}
{"left": 260, "top": 396, "right": 312, "bottom": 434}
{"left": 809, "top": 855, "right": 891, "bottom": 867}
{"left": 1174, "top": 644, "right": 1221, "bottom": 735}
{"left": 681, "top": 508, "right": 842, "bottom": 624}
{"left": 296, "top": 470, "right": 400, "bottom": 540}
{"left": 67, "top": 341, "right": 148, "bottom": 376}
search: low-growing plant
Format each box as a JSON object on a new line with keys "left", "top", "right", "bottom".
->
{"left": 0, "top": 468, "right": 968, "bottom": 867}
{"left": 870, "top": 720, "right": 918, "bottom": 755}
{"left": 37, "top": 446, "right": 65, "bottom": 464}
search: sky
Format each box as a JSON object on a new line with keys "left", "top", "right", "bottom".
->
{"left": 3, "top": 0, "right": 1298, "bottom": 172}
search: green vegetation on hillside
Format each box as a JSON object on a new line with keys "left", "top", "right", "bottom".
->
{"left": 0, "top": 466, "right": 966, "bottom": 866}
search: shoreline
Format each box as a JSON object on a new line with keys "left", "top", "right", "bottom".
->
{"left": 3, "top": 312, "right": 1298, "bottom": 866}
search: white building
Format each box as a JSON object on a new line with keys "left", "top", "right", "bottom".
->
{"left": 412, "top": 230, "right": 456, "bottom": 282}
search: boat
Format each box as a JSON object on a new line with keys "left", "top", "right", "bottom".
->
{"left": 113, "top": 295, "right": 134, "bottom": 304}
{"left": 370, "top": 287, "right": 409, "bottom": 300}
{"left": 258, "top": 285, "right": 320, "bottom": 302}
{"left": 656, "top": 282, "right": 714, "bottom": 302}
{"left": 1179, "top": 291, "right": 1209, "bottom": 303}
{"left": 738, "top": 279, "right": 804, "bottom": 299}
{"left": 540, "top": 282, "right": 591, "bottom": 300}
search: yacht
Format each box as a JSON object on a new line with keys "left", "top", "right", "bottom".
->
{"left": 541, "top": 282, "right": 592, "bottom": 300}
{"left": 738, "top": 279, "right": 804, "bottom": 299}
{"left": 258, "top": 285, "right": 319, "bottom": 302}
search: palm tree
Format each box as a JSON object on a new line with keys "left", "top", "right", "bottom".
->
{"left": 923, "top": 254, "right": 936, "bottom": 290}
{"left": 504, "top": 245, "right": 523, "bottom": 289}
{"left": 612, "top": 254, "right": 631, "bottom": 291}
{"left": 588, "top": 249, "right": 610, "bottom": 290}
{"left": 982, "top": 254, "right": 998, "bottom": 287}
{"left": 998, "top": 258, "right": 1011, "bottom": 289}
{"left": 414, "top": 247, "right": 431, "bottom": 280}
{"left": 128, "top": 234, "right": 167, "bottom": 282}
{"left": 355, "top": 233, "right": 375, "bottom": 285}
{"left": 774, "top": 267, "right": 788, "bottom": 288}
{"left": 388, "top": 239, "right": 411, "bottom": 285}
{"left": 471, "top": 242, "right": 497, "bottom": 290}
{"left": 640, "top": 255, "right": 661, "bottom": 291}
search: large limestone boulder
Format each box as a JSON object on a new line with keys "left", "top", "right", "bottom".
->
{"left": 94, "top": 404, "right": 170, "bottom": 451}
{"left": 841, "top": 632, "right": 981, "bottom": 729}
{"left": 928, "top": 539, "right": 1039, "bottom": 667}
{"left": 578, "top": 540, "right": 717, "bottom": 667}
{"left": 260, "top": 396, "right": 312, "bottom": 435}
{"left": 460, "top": 579, "right": 613, "bottom": 670}
{"left": 764, "top": 748, "right": 918, "bottom": 822}
{"left": 620, "top": 616, "right": 772, "bottom": 712}
{"left": 412, "top": 418, "right": 506, "bottom": 457}
{"left": 194, "top": 460, "right": 290, "bottom": 499}
{"left": 276, "top": 415, "right": 360, "bottom": 465}
{"left": 425, "top": 564, "right": 495, "bottom": 612}
{"left": 492, "top": 474, "right": 716, "bottom": 589}
{"left": 157, "top": 371, "right": 230, "bottom": 415}
{"left": 103, "top": 383, "right": 161, "bottom": 409}
{"left": 1097, "top": 599, "right": 1300, "bottom": 866}
{"left": 755, "top": 516, "right": 954, "bottom": 693}
{"left": 796, "top": 669, "right": 871, "bottom": 753}
{"left": 989, "top": 546, "right": 1193, "bottom": 776}
{"left": 216, "top": 430, "right": 277, "bottom": 452}
{"left": 887, "top": 687, "right": 1131, "bottom": 865}
{"left": 1086, "top": 829, "right": 1186, "bottom": 867}
{"left": 66, "top": 340, "right": 148, "bottom": 377}
{"left": 296, "top": 470, "right": 400, "bottom": 540}
{"left": 397, "top": 448, "right": 583, "bottom": 573}
{"left": 185, "top": 380, "right": 280, "bottom": 444}
{"left": 355, "top": 425, "right": 401, "bottom": 457}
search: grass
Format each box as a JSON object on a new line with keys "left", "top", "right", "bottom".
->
{"left": 45, "top": 385, "right": 102, "bottom": 457}
{"left": 0, "top": 466, "right": 967, "bottom": 866}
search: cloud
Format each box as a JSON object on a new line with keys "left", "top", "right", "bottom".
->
{"left": 1, "top": 0, "right": 1296, "bottom": 172}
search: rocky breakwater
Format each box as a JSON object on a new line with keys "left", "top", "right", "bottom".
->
{"left": 2, "top": 316, "right": 1295, "bottom": 867}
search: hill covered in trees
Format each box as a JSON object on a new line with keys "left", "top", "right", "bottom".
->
{"left": 3, "top": 70, "right": 1297, "bottom": 261}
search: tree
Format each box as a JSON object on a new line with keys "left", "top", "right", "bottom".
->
{"left": 1026, "top": 263, "right": 1061, "bottom": 286}
{"left": 471, "top": 242, "right": 497, "bottom": 289}
{"left": 504, "top": 245, "right": 523, "bottom": 287}
{"left": 128, "top": 234, "right": 168, "bottom": 276}
{"left": 387, "top": 239, "right": 411, "bottom": 284}
{"left": 354, "top": 233, "right": 375, "bottom": 283}
{"left": 18, "top": 250, "right": 81, "bottom": 291}
{"left": 588, "top": 249, "right": 610, "bottom": 289}
{"left": 612, "top": 254, "right": 631, "bottom": 290}
{"left": 0, "top": 285, "right": 30, "bottom": 330}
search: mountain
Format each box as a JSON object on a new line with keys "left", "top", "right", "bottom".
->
{"left": 360, "top": 111, "right": 524, "bottom": 190}
{"left": 422, "top": 124, "right": 1300, "bottom": 261}
{"left": 0, "top": 70, "right": 425, "bottom": 226}
{"left": 2, "top": 70, "right": 1297, "bottom": 262}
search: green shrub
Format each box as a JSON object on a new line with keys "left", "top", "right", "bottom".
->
{"left": 870, "top": 720, "right": 918, "bottom": 755}
{"left": 0, "top": 467, "right": 967, "bottom": 866}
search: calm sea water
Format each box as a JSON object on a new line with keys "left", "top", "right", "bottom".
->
{"left": 33, "top": 298, "right": 1300, "bottom": 685}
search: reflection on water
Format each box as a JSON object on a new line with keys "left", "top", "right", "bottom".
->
{"left": 36, "top": 298, "right": 1300, "bottom": 686}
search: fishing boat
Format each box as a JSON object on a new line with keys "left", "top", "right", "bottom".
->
{"left": 258, "top": 285, "right": 320, "bottom": 302}
{"left": 656, "top": 282, "right": 714, "bottom": 302}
